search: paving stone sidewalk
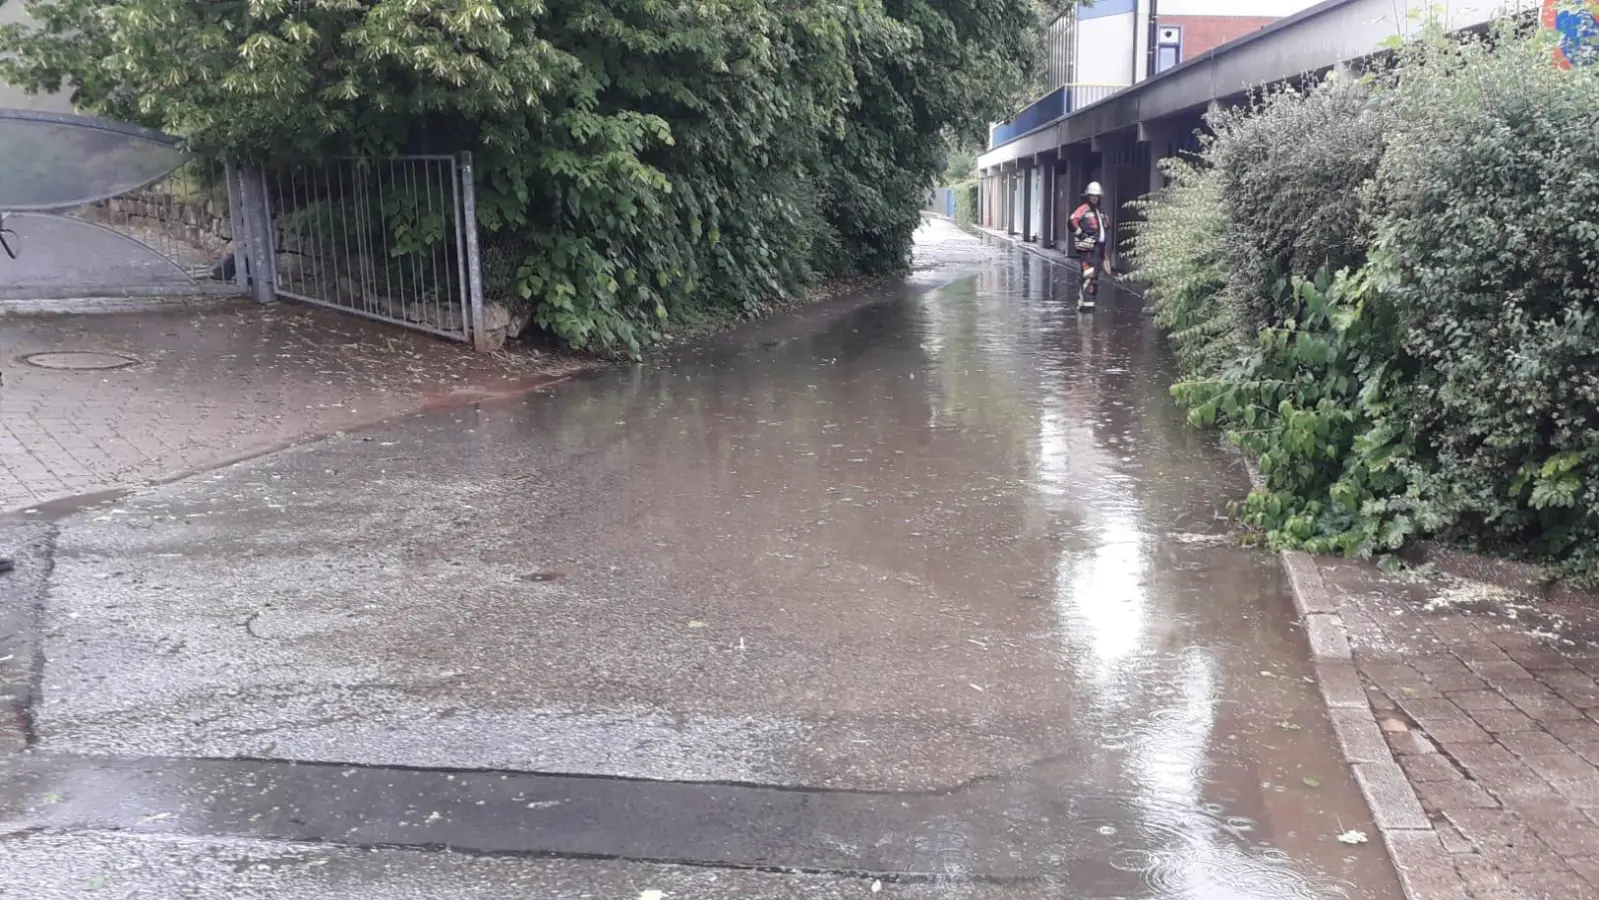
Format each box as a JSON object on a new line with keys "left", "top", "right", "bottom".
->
{"left": 1301, "top": 551, "right": 1599, "bottom": 900}
{"left": 0, "top": 300, "right": 581, "bottom": 513}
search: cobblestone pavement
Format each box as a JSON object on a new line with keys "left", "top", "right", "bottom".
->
{"left": 1305, "top": 552, "right": 1599, "bottom": 900}
{"left": 0, "top": 299, "right": 581, "bottom": 512}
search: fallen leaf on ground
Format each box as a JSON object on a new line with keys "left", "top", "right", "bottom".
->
{"left": 1302, "top": 777, "right": 1320, "bottom": 788}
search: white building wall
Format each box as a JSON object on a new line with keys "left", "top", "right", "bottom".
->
{"left": 1134, "top": 3, "right": 1151, "bottom": 83}
{"left": 1075, "top": 12, "right": 1138, "bottom": 85}
{"left": 1159, "top": 0, "right": 1526, "bottom": 27}
{"left": 1159, "top": 0, "right": 1322, "bottom": 15}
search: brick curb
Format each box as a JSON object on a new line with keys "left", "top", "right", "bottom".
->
{"left": 1280, "top": 548, "right": 1469, "bottom": 900}
{"left": 1239, "top": 442, "right": 1468, "bottom": 897}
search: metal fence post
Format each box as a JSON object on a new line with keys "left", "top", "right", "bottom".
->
{"left": 236, "top": 165, "right": 277, "bottom": 305}
{"left": 458, "top": 152, "right": 489, "bottom": 352}
{"left": 224, "top": 162, "right": 249, "bottom": 291}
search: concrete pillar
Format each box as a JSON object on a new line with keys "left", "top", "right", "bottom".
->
{"left": 1139, "top": 120, "right": 1176, "bottom": 194}
{"left": 1093, "top": 133, "right": 1128, "bottom": 269}
{"left": 1057, "top": 144, "right": 1089, "bottom": 241}
{"left": 1039, "top": 160, "right": 1056, "bottom": 248}
{"left": 997, "top": 169, "right": 1010, "bottom": 231}
{"left": 1004, "top": 170, "right": 1013, "bottom": 231}
{"left": 1011, "top": 169, "right": 1022, "bottom": 235}
{"left": 1020, "top": 163, "right": 1033, "bottom": 242}
{"left": 994, "top": 171, "right": 1003, "bottom": 230}
{"left": 988, "top": 173, "right": 998, "bottom": 228}
{"left": 1000, "top": 170, "right": 1010, "bottom": 232}
{"left": 1037, "top": 167, "right": 1047, "bottom": 242}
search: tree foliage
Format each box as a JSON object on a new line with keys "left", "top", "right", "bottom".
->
{"left": 0, "top": 0, "right": 1043, "bottom": 353}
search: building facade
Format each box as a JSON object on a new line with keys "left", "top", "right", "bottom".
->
{"left": 1046, "top": 0, "right": 1324, "bottom": 92}
{"left": 982, "top": 0, "right": 1336, "bottom": 264}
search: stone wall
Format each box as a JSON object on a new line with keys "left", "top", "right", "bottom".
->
{"left": 91, "top": 190, "right": 232, "bottom": 248}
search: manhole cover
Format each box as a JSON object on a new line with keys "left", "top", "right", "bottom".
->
{"left": 21, "top": 351, "right": 138, "bottom": 371}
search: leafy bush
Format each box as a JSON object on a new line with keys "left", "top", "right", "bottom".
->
{"left": 0, "top": 0, "right": 1038, "bottom": 354}
{"left": 1171, "top": 265, "right": 1415, "bottom": 556}
{"left": 1138, "top": 25, "right": 1599, "bottom": 582}
{"left": 946, "top": 180, "right": 980, "bottom": 224}
{"left": 1127, "top": 157, "right": 1238, "bottom": 376}
{"left": 1376, "top": 28, "right": 1599, "bottom": 575}
{"left": 1204, "top": 75, "right": 1390, "bottom": 329}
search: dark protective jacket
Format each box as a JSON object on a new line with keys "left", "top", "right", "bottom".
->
{"left": 1070, "top": 203, "right": 1107, "bottom": 251}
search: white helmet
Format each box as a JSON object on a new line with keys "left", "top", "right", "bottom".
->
{"left": 1084, "top": 182, "right": 1104, "bottom": 197}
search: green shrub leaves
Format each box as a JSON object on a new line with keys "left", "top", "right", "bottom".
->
{"left": 1134, "top": 26, "right": 1599, "bottom": 582}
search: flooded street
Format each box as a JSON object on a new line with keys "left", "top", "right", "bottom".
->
{"left": 0, "top": 219, "right": 1401, "bottom": 897}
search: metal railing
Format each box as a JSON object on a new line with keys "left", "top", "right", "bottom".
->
{"left": 987, "top": 83, "right": 1130, "bottom": 149}
{"left": 0, "top": 154, "right": 245, "bottom": 300}
{"left": 74, "top": 158, "right": 239, "bottom": 288}
{"left": 262, "top": 155, "right": 485, "bottom": 345}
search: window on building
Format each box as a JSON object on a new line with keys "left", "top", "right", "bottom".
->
{"left": 1154, "top": 25, "right": 1182, "bottom": 75}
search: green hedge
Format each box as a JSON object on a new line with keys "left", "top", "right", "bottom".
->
{"left": 951, "top": 180, "right": 979, "bottom": 224}
{"left": 1132, "top": 25, "right": 1599, "bottom": 582}
{"left": 0, "top": 0, "right": 1038, "bottom": 355}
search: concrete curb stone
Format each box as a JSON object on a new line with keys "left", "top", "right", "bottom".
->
{"left": 1278, "top": 546, "right": 1473, "bottom": 899}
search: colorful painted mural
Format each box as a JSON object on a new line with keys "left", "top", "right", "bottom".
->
{"left": 1545, "top": 0, "right": 1599, "bottom": 68}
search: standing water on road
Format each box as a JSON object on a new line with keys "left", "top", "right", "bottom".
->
{"left": 1, "top": 219, "right": 1401, "bottom": 898}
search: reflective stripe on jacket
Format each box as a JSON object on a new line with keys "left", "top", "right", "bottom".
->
{"left": 1070, "top": 203, "right": 1107, "bottom": 245}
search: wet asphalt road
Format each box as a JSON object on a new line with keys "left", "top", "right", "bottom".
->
{"left": 0, "top": 219, "right": 1402, "bottom": 898}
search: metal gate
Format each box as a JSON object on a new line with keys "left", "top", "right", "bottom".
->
{"left": 0, "top": 109, "right": 245, "bottom": 301}
{"left": 260, "top": 155, "right": 486, "bottom": 347}
{"left": 0, "top": 110, "right": 490, "bottom": 349}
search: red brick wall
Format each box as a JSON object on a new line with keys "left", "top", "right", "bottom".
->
{"left": 1157, "top": 15, "right": 1277, "bottom": 60}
